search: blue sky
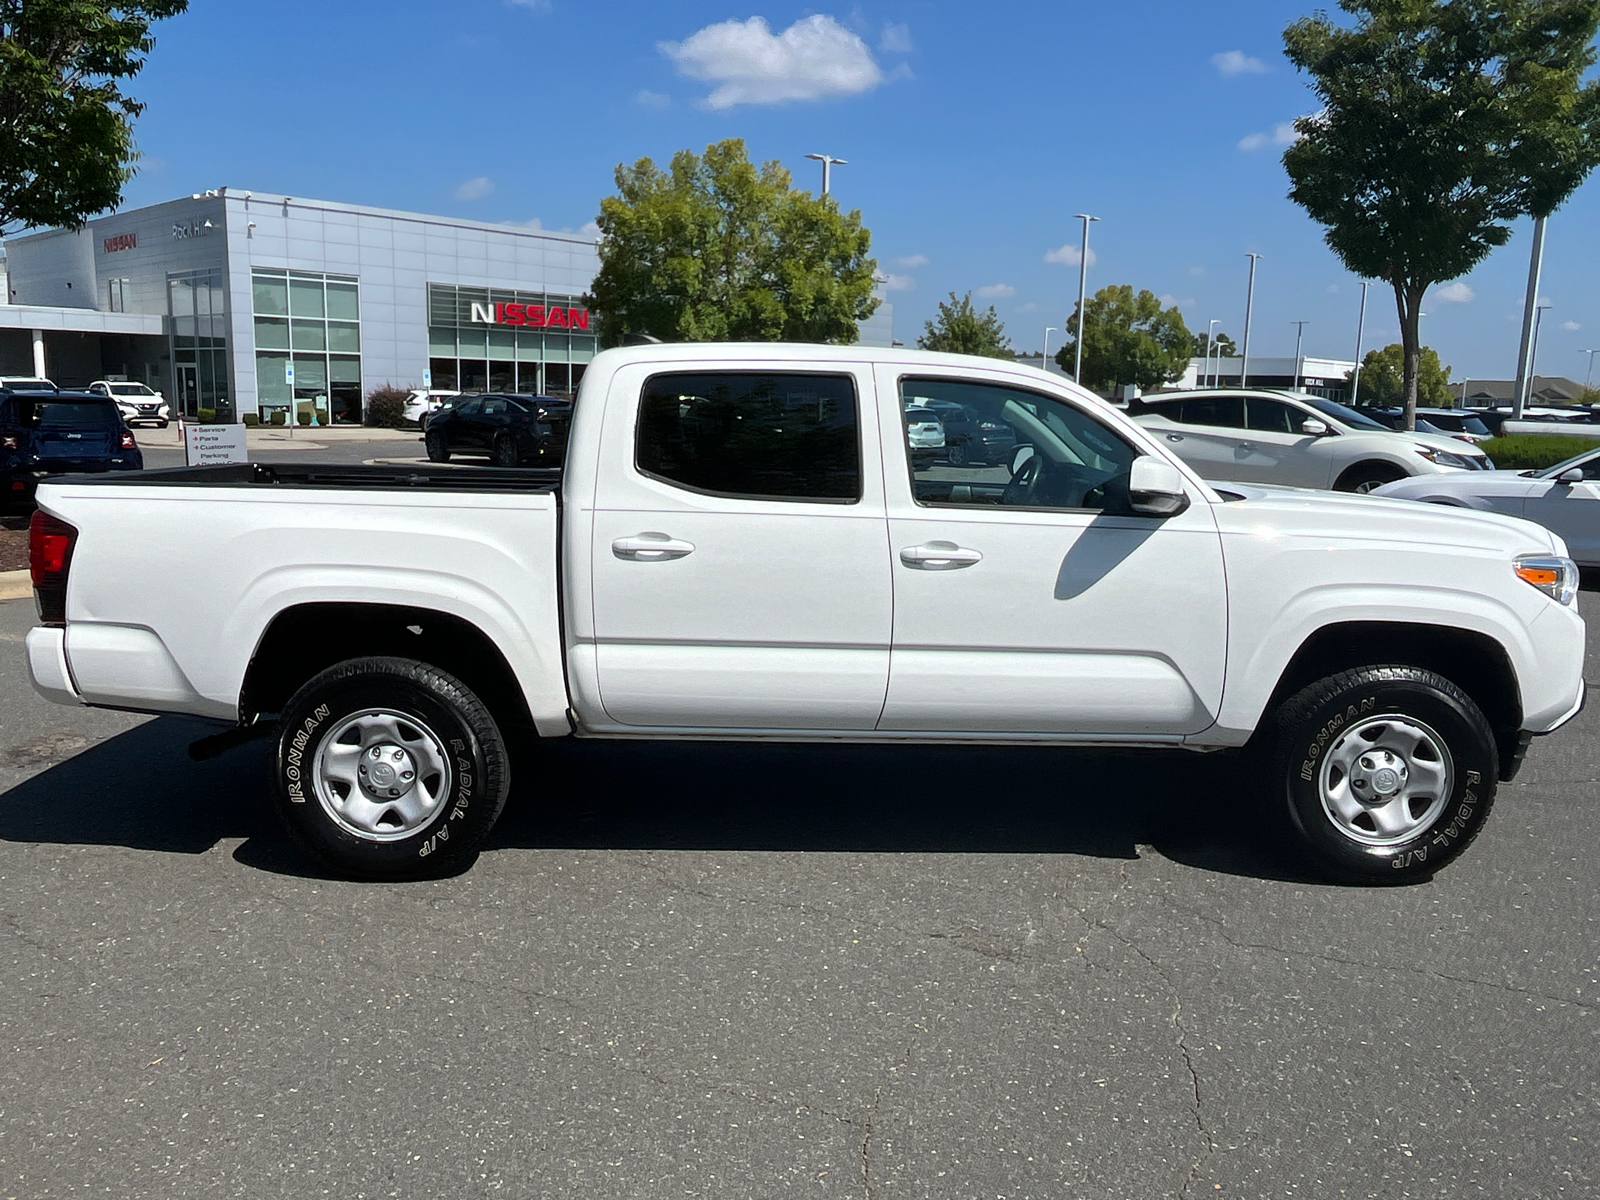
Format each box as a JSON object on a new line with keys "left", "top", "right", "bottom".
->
{"left": 105, "top": 0, "right": 1600, "bottom": 381}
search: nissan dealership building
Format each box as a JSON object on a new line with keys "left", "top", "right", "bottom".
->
{"left": 1, "top": 188, "right": 602, "bottom": 424}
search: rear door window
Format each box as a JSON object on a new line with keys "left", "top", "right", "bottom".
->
{"left": 1246, "top": 398, "right": 1314, "bottom": 434}
{"left": 636, "top": 371, "right": 860, "bottom": 502}
{"left": 1181, "top": 396, "right": 1245, "bottom": 428}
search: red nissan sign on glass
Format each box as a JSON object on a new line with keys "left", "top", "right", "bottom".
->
{"left": 102, "top": 232, "right": 137, "bottom": 254}
{"left": 469, "top": 301, "right": 589, "bottom": 331}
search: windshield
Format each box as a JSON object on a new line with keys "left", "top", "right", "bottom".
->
{"left": 3, "top": 380, "right": 57, "bottom": 393}
{"left": 109, "top": 383, "right": 156, "bottom": 397}
{"left": 1307, "top": 397, "right": 1391, "bottom": 431}
{"left": 1536, "top": 447, "right": 1600, "bottom": 479}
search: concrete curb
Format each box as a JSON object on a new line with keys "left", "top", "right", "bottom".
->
{"left": 0, "top": 569, "right": 31, "bottom": 601}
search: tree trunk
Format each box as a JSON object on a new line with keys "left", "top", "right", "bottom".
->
{"left": 1394, "top": 282, "right": 1425, "bottom": 431}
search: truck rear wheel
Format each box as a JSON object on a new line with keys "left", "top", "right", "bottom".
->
{"left": 274, "top": 657, "right": 509, "bottom": 879}
{"left": 1268, "top": 666, "right": 1498, "bottom": 884}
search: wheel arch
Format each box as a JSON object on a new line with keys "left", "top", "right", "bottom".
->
{"left": 1256, "top": 620, "right": 1524, "bottom": 777}
{"left": 240, "top": 602, "right": 537, "bottom": 735}
{"left": 1334, "top": 457, "right": 1411, "bottom": 491}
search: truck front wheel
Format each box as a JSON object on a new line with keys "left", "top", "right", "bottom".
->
{"left": 1268, "top": 666, "right": 1498, "bottom": 884}
{"left": 274, "top": 657, "right": 510, "bottom": 879}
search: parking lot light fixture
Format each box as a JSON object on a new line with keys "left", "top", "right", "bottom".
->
{"left": 1043, "top": 327, "right": 1057, "bottom": 370}
{"left": 1350, "top": 281, "right": 1370, "bottom": 404}
{"left": 1291, "top": 320, "right": 1308, "bottom": 391}
{"left": 1205, "top": 319, "right": 1221, "bottom": 386}
{"left": 1071, "top": 214, "right": 1099, "bottom": 384}
{"left": 804, "top": 153, "right": 847, "bottom": 196}
{"left": 1584, "top": 348, "right": 1599, "bottom": 390}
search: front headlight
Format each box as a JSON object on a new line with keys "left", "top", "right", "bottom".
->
{"left": 1415, "top": 445, "right": 1474, "bottom": 470}
{"left": 1514, "top": 554, "right": 1580, "bottom": 606}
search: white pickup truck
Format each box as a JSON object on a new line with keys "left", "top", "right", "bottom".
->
{"left": 23, "top": 345, "right": 1586, "bottom": 883}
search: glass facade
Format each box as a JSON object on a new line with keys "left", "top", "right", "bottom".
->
{"left": 426, "top": 282, "right": 596, "bottom": 397}
{"left": 253, "top": 269, "right": 362, "bottom": 424}
{"left": 168, "top": 269, "right": 232, "bottom": 421}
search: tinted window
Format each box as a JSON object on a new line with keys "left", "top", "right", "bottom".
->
{"left": 1308, "top": 397, "right": 1389, "bottom": 431}
{"left": 1182, "top": 396, "right": 1244, "bottom": 428}
{"left": 900, "top": 377, "right": 1138, "bottom": 512}
{"left": 1246, "top": 398, "right": 1314, "bottom": 434}
{"left": 452, "top": 398, "right": 483, "bottom": 417}
{"left": 637, "top": 372, "right": 860, "bottom": 502}
{"left": 11, "top": 399, "right": 122, "bottom": 429}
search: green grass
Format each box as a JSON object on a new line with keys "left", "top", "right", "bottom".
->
{"left": 1478, "top": 434, "right": 1600, "bottom": 471}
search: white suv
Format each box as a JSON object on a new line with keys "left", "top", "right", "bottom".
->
{"left": 88, "top": 381, "right": 170, "bottom": 427}
{"left": 1133, "top": 389, "right": 1491, "bottom": 492}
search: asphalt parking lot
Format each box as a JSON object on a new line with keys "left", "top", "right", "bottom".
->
{"left": 1, "top": 589, "right": 1596, "bottom": 1199}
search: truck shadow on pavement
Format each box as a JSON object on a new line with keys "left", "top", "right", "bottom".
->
{"left": 0, "top": 716, "right": 1318, "bottom": 883}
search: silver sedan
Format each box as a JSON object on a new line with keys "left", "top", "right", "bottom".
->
{"left": 1373, "top": 445, "right": 1600, "bottom": 566}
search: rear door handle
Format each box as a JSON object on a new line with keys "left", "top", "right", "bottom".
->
{"left": 1165, "top": 432, "right": 1184, "bottom": 442}
{"left": 900, "top": 541, "right": 983, "bottom": 570}
{"left": 612, "top": 533, "right": 695, "bottom": 561}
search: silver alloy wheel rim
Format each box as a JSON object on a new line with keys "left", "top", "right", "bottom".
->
{"left": 1317, "top": 713, "right": 1454, "bottom": 847}
{"left": 312, "top": 709, "right": 454, "bottom": 843}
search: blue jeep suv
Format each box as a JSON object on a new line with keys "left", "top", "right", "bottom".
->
{"left": 1, "top": 386, "right": 143, "bottom": 512}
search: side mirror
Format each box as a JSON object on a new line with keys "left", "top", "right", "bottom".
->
{"left": 1128, "top": 457, "right": 1191, "bottom": 517}
{"left": 1301, "top": 418, "right": 1330, "bottom": 436}
{"left": 1009, "top": 444, "right": 1035, "bottom": 476}
{"left": 1557, "top": 467, "right": 1584, "bottom": 484}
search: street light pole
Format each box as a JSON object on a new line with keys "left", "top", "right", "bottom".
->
{"left": 1584, "top": 348, "right": 1599, "bottom": 390}
{"left": 803, "top": 153, "right": 847, "bottom": 196}
{"left": 1071, "top": 213, "right": 1099, "bottom": 384}
{"left": 1205, "top": 319, "right": 1221, "bottom": 388}
{"left": 1042, "top": 326, "right": 1057, "bottom": 371}
{"left": 1349, "top": 281, "right": 1370, "bottom": 405}
{"left": 1529, "top": 303, "right": 1553, "bottom": 397}
{"left": 1512, "top": 215, "right": 1549, "bottom": 419}
{"left": 1239, "top": 253, "right": 1262, "bottom": 389}
{"left": 1290, "top": 320, "right": 1308, "bottom": 392}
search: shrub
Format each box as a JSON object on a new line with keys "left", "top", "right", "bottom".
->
{"left": 365, "top": 384, "right": 412, "bottom": 428}
{"left": 297, "top": 411, "right": 312, "bottom": 426}
{"left": 242, "top": 413, "right": 260, "bottom": 427}
{"left": 269, "top": 410, "right": 286, "bottom": 426}
{"left": 1478, "top": 434, "right": 1600, "bottom": 471}
{"left": 197, "top": 407, "right": 216, "bottom": 424}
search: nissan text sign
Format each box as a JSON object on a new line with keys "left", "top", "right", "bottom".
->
{"left": 468, "top": 301, "right": 590, "bottom": 331}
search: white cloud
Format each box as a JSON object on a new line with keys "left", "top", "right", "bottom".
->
{"left": 1326, "top": 283, "right": 1340, "bottom": 294}
{"left": 877, "top": 272, "right": 915, "bottom": 292}
{"left": 1213, "top": 50, "right": 1267, "bottom": 76}
{"left": 1014, "top": 302, "right": 1039, "bottom": 313}
{"left": 893, "top": 253, "right": 928, "bottom": 268}
{"left": 659, "top": 15, "right": 884, "bottom": 109}
{"left": 880, "top": 22, "right": 913, "bottom": 53}
{"left": 1159, "top": 294, "right": 1196, "bottom": 308}
{"left": 635, "top": 89, "right": 671, "bottom": 107}
{"left": 1044, "top": 243, "right": 1097, "bottom": 267}
{"left": 454, "top": 176, "right": 494, "bottom": 201}
{"left": 1238, "top": 122, "right": 1299, "bottom": 151}
{"left": 1562, "top": 319, "right": 1581, "bottom": 332}
{"left": 977, "top": 283, "right": 1015, "bottom": 298}
{"left": 1434, "top": 281, "right": 1475, "bottom": 303}
{"left": 1188, "top": 265, "right": 1206, "bottom": 276}
{"left": 500, "top": 217, "right": 602, "bottom": 241}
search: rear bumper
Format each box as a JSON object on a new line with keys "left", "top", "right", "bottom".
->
{"left": 25, "top": 625, "right": 81, "bottom": 707}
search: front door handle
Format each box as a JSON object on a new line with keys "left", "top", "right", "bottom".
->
{"left": 1165, "top": 432, "right": 1184, "bottom": 443}
{"left": 613, "top": 533, "right": 695, "bottom": 561}
{"left": 900, "top": 541, "right": 983, "bottom": 570}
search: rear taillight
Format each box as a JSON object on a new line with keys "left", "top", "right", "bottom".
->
{"left": 1, "top": 433, "right": 17, "bottom": 450}
{"left": 120, "top": 430, "right": 137, "bottom": 450}
{"left": 29, "top": 510, "right": 77, "bottom": 626}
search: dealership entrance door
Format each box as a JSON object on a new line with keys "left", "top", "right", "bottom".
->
{"left": 176, "top": 364, "right": 199, "bottom": 419}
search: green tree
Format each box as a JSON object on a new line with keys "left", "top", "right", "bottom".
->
{"left": 1193, "top": 330, "right": 1237, "bottom": 358}
{"left": 0, "top": 1, "right": 188, "bottom": 235}
{"left": 586, "top": 138, "right": 878, "bottom": 346}
{"left": 1348, "top": 343, "right": 1454, "bottom": 406}
{"left": 1282, "top": 0, "right": 1600, "bottom": 430}
{"left": 916, "top": 291, "right": 1013, "bottom": 358}
{"left": 1056, "top": 285, "right": 1194, "bottom": 392}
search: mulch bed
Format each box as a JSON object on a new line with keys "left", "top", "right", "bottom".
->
{"left": 0, "top": 522, "right": 29, "bottom": 573}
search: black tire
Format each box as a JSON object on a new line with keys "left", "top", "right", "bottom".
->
{"left": 1334, "top": 461, "right": 1407, "bottom": 493}
{"left": 492, "top": 432, "right": 520, "bottom": 468}
{"left": 157, "top": 420, "right": 169, "bottom": 428}
{"left": 1268, "top": 666, "right": 1498, "bottom": 884}
{"left": 274, "top": 657, "right": 510, "bottom": 880}
{"left": 948, "top": 440, "right": 969, "bottom": 467}
{"left": 425, "top": 430, "right": 450, "bottom": 463}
